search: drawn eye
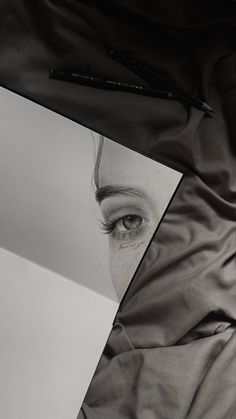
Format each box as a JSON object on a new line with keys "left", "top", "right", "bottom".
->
{"left": 116, "top": 215, "right": 142, "bottom": 231}
{"left": 101, "top": 213, "right": 148, "bottom": 241}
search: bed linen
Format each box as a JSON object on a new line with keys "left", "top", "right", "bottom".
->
{"left": 0, "top": 1, "right": 236, "bottom": 417}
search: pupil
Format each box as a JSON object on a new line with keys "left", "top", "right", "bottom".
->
{"left": 122, "top": 215, "right": 142, "bottom": 230}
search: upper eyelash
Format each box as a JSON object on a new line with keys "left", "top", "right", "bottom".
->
{"left": 100, "top": 214, "right": 145, "bottom": 235}
{"left": 100, "top": 218, "right": 120, "bottom": 234}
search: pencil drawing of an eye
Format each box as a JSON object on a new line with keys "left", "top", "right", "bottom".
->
{"left": 100, "top": 213, "right": 148, "bottom": 241}
{"left": 93, "top": 134, "right": 162, "bottom": 300}
{"left": 90, "top": 131, "right": 176, "bottom": 304}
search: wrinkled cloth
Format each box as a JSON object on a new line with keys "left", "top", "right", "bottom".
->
{"left": 0, "top": 1, "right": 236, "bottom": 418}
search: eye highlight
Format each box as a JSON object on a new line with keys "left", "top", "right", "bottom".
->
{"left": 120, "top": 215, "right": 142, "bottom": 230}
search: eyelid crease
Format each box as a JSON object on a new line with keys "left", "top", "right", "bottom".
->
{"left": 95, "top": 185, "right": 145, "bottom": 204}
{"left": 101, "top": 204, "right": 150, "bottom": 225}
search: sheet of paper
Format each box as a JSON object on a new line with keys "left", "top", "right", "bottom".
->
{"left": 0, "top": 86, "right": 183, "bottom": 418}
{"left": 0, "top": 248, "right": 118, "bottom": 419}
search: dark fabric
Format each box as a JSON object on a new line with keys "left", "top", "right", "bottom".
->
{"left": 0, "top": 1, "right": 236, "bottom": 418}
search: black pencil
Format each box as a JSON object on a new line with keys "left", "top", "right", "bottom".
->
{"left": 49, "top": 69, "right": 176, "bottom": 100}
{"left": 50, "top": 68, "right": 215, "bottom": 113}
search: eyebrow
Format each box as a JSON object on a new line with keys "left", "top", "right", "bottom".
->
{"left": 95, "top": 185, "right": 145, "bottom": 205}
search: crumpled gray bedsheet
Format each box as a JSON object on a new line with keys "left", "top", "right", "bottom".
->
{"left": 0, "top": 1, "right": 236, "bottom": 418}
